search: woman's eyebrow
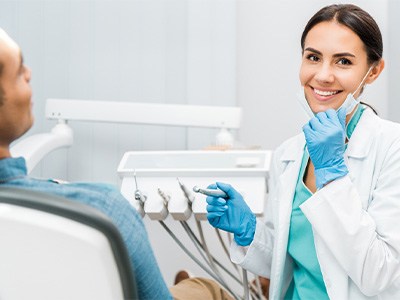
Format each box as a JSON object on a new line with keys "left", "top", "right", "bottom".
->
{"left": 304, "top": 47, "right": 322, "bottom": 55}
{"left": 304, "top": 47, "right": 355, "bottom": 58}
{"left": 332, "top": 52, "right": 355, "bottom": 58}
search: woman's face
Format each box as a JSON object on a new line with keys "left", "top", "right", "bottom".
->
{"left": 299, "top": 21, "right": 371, "bottom": 114}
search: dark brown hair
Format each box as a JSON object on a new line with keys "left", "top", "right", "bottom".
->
{"left": 301, "top": 4, "right": 383, "bottom": 66}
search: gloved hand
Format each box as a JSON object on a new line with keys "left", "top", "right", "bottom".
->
{"left": 303, "top": 108, "right": 349, "bottom": 189}
{"left": 206, "top": 182, "right": 256, "bottom": 246}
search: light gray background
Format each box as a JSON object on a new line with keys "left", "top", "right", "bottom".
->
{"left": 1, "top": 0, "right": 398, "bottom": 289}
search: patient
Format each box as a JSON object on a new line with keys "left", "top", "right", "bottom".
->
{"left": 0, "top": 28, "right": 236, "bottom": 299}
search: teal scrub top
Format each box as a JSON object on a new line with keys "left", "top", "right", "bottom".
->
{"left": 285, "top": 106, "right": 364, "bottom": 299}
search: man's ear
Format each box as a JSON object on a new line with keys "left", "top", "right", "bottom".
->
{"left": 366, "top": 59, "right": 385, "bottom": 84}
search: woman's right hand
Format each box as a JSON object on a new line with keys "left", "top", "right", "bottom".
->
{"left": 303, "top": 108, "right": 348, "bottom": 189}
{"left": 206, "top": 182, "right": 256, "bottom": 246}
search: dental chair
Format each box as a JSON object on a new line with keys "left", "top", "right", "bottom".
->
{"left": 0, "top": 186, "right": 138, "bottom": 300}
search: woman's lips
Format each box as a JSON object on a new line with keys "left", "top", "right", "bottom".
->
{"left": 311, "top": 87, "right": 342, "bottom": 102}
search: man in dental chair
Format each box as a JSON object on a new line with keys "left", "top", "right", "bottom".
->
{"left": 0, "top": 28, "right": 235, "bottom": 300}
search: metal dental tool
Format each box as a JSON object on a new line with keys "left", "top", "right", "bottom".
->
{"left": 177, "top": 178, "right": 195, "bottom": 204}
{"left": 157, "top": 188, "right": 170, "bottom": 207}
{"left": 193, "top": 186, "right": 228, "bottom": 198}
{"left": 134, "top": 170, "right": 147, "bottom": 204}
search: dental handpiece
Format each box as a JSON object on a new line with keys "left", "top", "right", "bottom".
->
{"left": 133, "top": 170, "right": 147, "bottom": 204}
{"left": 177, "top": 178, "right": 195, "bottom": 203}
{"left": 192, "top": 186, "right": 228, "bottom": 198}
{"left": 134, "top": 190, "right": 147, "bottom": 204}
{"left": 157, "top": 188, "right": 170, "bottom": 206}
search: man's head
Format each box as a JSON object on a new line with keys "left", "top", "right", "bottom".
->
{"left": 0, "top": 28, "right": 33, "bottom": 155}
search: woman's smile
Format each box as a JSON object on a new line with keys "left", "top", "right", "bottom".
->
{"left": 310, "top": 86, "right": 343, "bottom": 102}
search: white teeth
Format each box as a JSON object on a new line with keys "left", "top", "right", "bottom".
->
{"left": 314, "top": 89, "right": 339, "bottom": 96}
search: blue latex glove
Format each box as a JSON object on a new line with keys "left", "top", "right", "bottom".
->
{"left": 303, "top": 108, "right": 348, "bottom": 189}
{"left": 206, "top": 182, "right": 256, "bottom": 246}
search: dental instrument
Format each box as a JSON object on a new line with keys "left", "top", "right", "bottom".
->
{"left": 157, "top": 188, "right": 170, "bottom": 207}
{"left": 177, "top": 178, "right": 195, "bottom": 204}
{"left": 134, "top": 170, "right": 147, "bottom": 204}
{"left": 193, "top": 186, "right": 228, "bottom": 198}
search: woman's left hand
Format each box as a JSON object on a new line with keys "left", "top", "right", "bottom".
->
{"left": 303, "top": 108, "right": 348, "bottom": 189}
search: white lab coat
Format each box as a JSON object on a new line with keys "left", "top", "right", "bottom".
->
{"left": 231, "top": 108, "right": 400, "bottom": 299}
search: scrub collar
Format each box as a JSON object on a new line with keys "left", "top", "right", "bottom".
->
{"left": 346, "top": 104, "right": 365, "bottom": 140}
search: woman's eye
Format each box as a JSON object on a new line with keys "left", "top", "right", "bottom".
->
{"left": 337, "top": 58, "right": 352, "bottom": 65}
{"left": 306, "top": 54, "right": 319, "bottom": 62}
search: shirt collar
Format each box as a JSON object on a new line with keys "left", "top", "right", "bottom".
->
{"left": 0, "top": 157, "right": 28, "bottom": 182}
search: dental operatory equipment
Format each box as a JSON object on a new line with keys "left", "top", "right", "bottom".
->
{"left": 118, "top": 151, "right": 271, "bottom": 299}
{"left": 193, "top": 186, "right": 228, "bottom": 198}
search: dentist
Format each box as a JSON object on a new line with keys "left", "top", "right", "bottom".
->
{"left": 207, "top": 4, "right": 400, "bottom": 299}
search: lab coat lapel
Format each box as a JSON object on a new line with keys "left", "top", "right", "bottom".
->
{"left": 345, "top": 109, "right": 378, "bottom": 207}
{"left": 273, "top": 134, "right": 305, "bottom": 295}
{"left": 346, "top": 109, "right": 377, "bottom": 159}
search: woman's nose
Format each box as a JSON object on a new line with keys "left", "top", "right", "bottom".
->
{"left": 314, "top": 64, "right": 334, "bottom": 83}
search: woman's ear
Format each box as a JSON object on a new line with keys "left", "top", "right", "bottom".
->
{"left": 366, "top": 59, "right": 385, "bottom": 84}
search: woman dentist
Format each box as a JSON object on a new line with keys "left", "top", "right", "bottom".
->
{"left": 206, "top": 4, "right": 400, "bottom": 299}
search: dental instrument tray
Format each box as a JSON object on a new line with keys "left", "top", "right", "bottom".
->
{"left": 118, "top": 150, "right": 270, "bottom": 177}
{"left": 117, "top": 150, "right": 271, "bottom": 219}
